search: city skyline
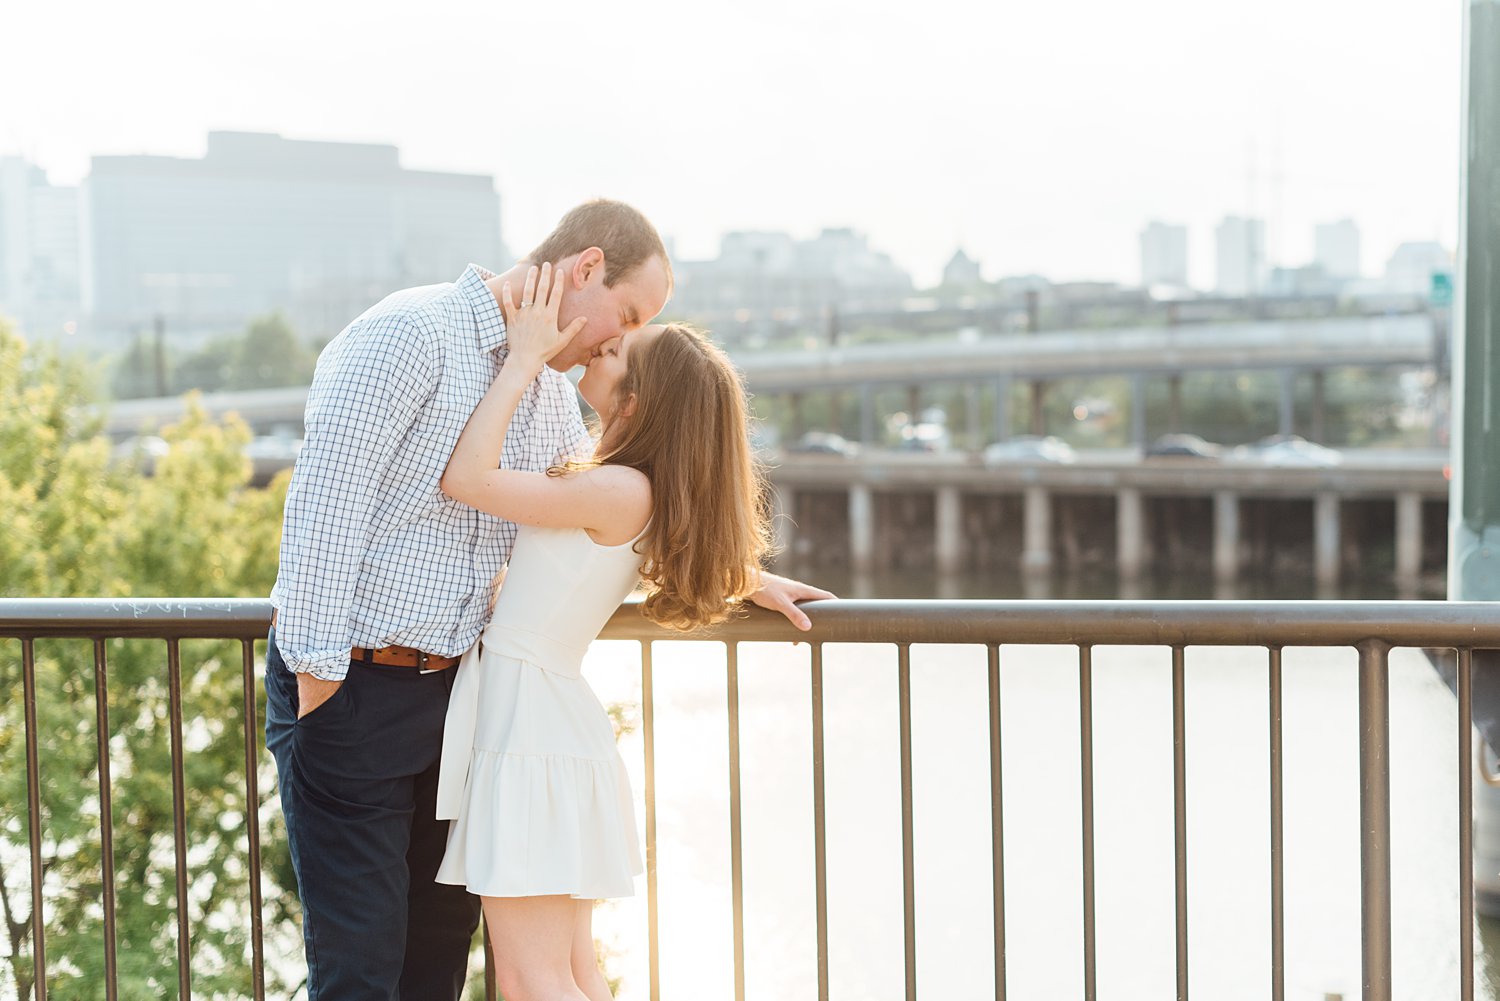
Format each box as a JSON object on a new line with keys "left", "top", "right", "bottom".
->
{"left": 2, "top": 0, "right": 1460, "bottom": 289}
{"left": 0, "top": 133, "right": 1455, "bottom": 347}
{"left": 2, "top": 138, "right": 1453, "bottom": 297}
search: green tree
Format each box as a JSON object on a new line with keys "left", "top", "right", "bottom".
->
{"left": 108, "top": 331, "right": 169, "bottom": 401}
{"left": 0, "top": 318, "right": 301, "bottom": 1000}
{"left": 111, "top": 313, "right": 321, "bottom": 401}
{"left": 225, "top": 314, "right": 317, "bottom": 391}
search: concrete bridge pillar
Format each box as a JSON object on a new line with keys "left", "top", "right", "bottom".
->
{"left": 1314, "top": 491, "right": 1341, "bottom": 587}
{"left": 790, "top": 392, "right": 806, "bottom": 439}
{"left": 1395, "top": 490, "right": 1423, "bottom": 583}
{"left": 860, "top": 384, "right": 876, "bottom": 444}
{"left": 1117, "top": 487, "right": 1146, "bottom": 580}
{"left": 1168, "top": 374, "right": 1183, "bottom": 433}
{"left": 849, "top": 484, "right": 875, "bottom": 575}
{"left": 935, "top": 486, "right": 963, "bottom": 576}
{"left": 1213, "top": 490, "right": 1240, "bottom": 582}
{"left": 907, "top": 385, "right": 922, "bottom": 422}
{"left": 1279, "top": 370, "right": 1296, "bottom": 437}
{"left": 993, "top": 374, "right": 1013, "bottom": 442}
{"left": 1022, "top": 486, "right": 1052, "bottom": 574}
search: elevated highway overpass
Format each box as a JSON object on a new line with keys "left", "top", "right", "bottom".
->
{"left": 99, "top": 313, "right": 1440, "bottom": 446}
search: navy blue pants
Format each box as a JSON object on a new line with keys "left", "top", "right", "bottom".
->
{"left": 265, "top": 628, "right": 482, "bottom": 1000}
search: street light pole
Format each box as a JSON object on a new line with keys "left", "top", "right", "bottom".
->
{"left": 1449, "top": 0, "right": 1500, "bottom": 926}
{"left": 1451, "top": 0, "right": 1500, "bottom": 608}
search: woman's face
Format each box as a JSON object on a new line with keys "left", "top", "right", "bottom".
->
{"left": 578, "top": 323, "right": 663, "bottom": 419}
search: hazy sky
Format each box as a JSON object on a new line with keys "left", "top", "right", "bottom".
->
{"left": 3, "top": 0, "right": 1462, "bottom": 287}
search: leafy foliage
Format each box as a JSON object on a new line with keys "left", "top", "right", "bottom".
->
{"left": 111, "top": 314, "right": 319, "bottom": 400}
{"left": 0, "top": 318, "right": 302, "bottom": 1000}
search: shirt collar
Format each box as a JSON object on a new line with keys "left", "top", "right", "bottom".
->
{"left": 457, "top": 263, "right": 508, "bottom": 353}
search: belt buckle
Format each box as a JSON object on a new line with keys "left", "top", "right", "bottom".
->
{"left": 416, "top": 650, "right": 429, "bottom": 671}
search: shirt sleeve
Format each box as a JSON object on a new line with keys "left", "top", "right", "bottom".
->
{"left": 273, "top": 313, "right": 438, "bottom": 680}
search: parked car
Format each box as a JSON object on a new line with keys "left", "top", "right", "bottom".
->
{"left": 244, "top": 434, "right": 304, "bottom": 481}
{"left": 1146, "top": 433, "right": 1222, "bottom": 459}
{"left": 748, "top": 421, "right": 780, "bottom": 456}
{"left": 788, "top": 431, "right": 860, "bottom": 457}
{"left": 109, "top": 435, "right": 171, "bottom": 474}
{"left": 982, "top": 435, "right": 1077, "bottom": 465}
{"left": 1249, "top": 434, "right": 1342, "bottom": 467}
{"left": 896, "top": 421, "right": 952, "bottom": 452}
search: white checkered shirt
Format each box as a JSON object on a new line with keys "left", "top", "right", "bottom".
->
{"left": 271, "top": 264, "right": 595, "bottom": 681}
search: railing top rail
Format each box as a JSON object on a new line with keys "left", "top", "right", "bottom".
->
{"left": 2, "top": 597, "right": 1500, "bottom": 648}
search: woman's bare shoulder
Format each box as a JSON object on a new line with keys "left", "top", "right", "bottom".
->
{"left": 575, "top": 463, "right": 652, "bottom": 544}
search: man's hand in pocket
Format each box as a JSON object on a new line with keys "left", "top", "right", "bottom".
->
{"left": 297, "top": 673, "right": 344, "bottom": 719}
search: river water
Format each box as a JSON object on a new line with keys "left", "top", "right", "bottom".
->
{"left": 579, "top": 568, "right": 1490, "bottom": 1000}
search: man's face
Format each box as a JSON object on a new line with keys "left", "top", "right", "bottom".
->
{"left": 548, "top": 252, "right": 671, "bottom": 371}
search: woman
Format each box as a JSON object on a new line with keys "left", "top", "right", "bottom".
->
{"left": 433, "top": 262, "right": 774, "bottom": 1001}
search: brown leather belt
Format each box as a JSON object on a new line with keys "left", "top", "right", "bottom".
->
{"left": 271, "top": 609, "right": 460, "bottom": 672}
{"left": 351, "top": 645, "right": 460, "bottom": 672}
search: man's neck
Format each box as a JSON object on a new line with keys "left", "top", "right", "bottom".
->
{"left": 483, "top": 261, "right": 533, "bottom": 308}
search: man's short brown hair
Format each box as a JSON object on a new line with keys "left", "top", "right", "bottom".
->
{"left": 528, "top": 199, "right": 673, "bottom": 291}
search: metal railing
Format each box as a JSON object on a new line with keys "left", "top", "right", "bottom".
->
{"left": 4, "top": 597, "right": 1499, "bottom": 1001}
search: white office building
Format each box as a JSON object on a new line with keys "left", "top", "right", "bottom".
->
{"left": 83, "top": 131, "right": 505, "bottom": 338}
{"left": 1214, "top": 216, "right": 1266, "bottom": 296}
{"left": 1314, "top": 219, "right": 1362, "bottom": 280}
{"left": 0, "top": 156, "right": 82, "bottom": 335}
{"left": 942, "top": 248, "right": 984, "bottom": 288}
{"left": 1383, "top": 240, "right": 1451, "bottom": 296}
{"left": 1139, "top": 221, "right": 1188, "bottom": 288}
{"left": 669, "top": 227, "right": 912, "bottom": 342}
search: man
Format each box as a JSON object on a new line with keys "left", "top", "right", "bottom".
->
{"left": 265, "top": 198, "right": 832, "bottom": 999}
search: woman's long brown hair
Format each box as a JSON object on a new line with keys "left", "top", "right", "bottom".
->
{"left": 561, "top": 323, "right": 772, "bottom": 630}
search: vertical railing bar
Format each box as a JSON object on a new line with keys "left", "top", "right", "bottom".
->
{"left": 898, "top": 642, "right": 917, "bottom": 1001}
{"left": 1079, "top": 643, "right": 1096, "bottom": 1001}
{"left": 22, "top": 638, "right": 48, "bottom": 1001}
{"left": 1269, "top": 646, "right": 1285, "bottom": 1001}
{"left": 166, "top": 640, "right": 193, "bottom": 1001}
{"left": 240, "top": 639, "right": 266, "bottom": 1001}
{"left": 811, "top": 642, "right": 829, "bottom": 1001}
{"left": 726, "top": 642, "right": 745, "bottom": 1001}
{"left": 93, "top": 638, "right": 119, "bottom": 1001}
{"left": 987, "top": 643, "right": 1006, "bottom": 1001}
{"left": 1357, "top": 639, "right": 1393, "bottom": 1001}
{"left": 1459, "top": 647, "right": 1475, "bottom": 1001}
{"left": 642, "top": 641, "right": 660, "bottom": 1001}
{"left": 1172, "top": 645, "right": 1188, "bottom": 1001}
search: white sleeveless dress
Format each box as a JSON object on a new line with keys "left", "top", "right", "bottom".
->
{"left": 434, "top": 522, "right": 646, "bottom": 899}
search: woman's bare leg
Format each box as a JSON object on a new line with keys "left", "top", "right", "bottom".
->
{"left": 482, "top": 894, "right": 589, "bottom": 1001}
{"left": 571, "top": 900, "right": 614, "bottom": 1001}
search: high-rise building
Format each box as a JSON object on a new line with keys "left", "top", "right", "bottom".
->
{"left": 0, "top": 156, "right": 81, "bottom": 333}
{"left": 668, "top": 227, "right": 912, "bottom": 343}
{"left": 1314, "top": 219, "right": 1361, "bottom": 280}
{"left": 1214, "top": 216, "right": 1266, "bottom": 296}
{"left": 942, "top": 248, "right": 984, "bottom": 288}
{"left": 83, "top": 131, "right": 504, "bottom": 337}
{"left": 1383, "top": 240, "right": 1452, "bottom": 296}
{"left": 1139, "top": 221, "right": 1188, "bottom": 288}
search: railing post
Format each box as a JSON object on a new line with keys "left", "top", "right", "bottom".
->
{"left": 1357, "top": 639, "right": 1393, "bottom": 1001}
{"left": 21, "top": 639, "right": 48, "bottom": 1001}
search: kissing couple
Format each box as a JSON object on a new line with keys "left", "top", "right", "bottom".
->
{"left": 264, "top": 198, "right": 833, "bottom": 1000}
